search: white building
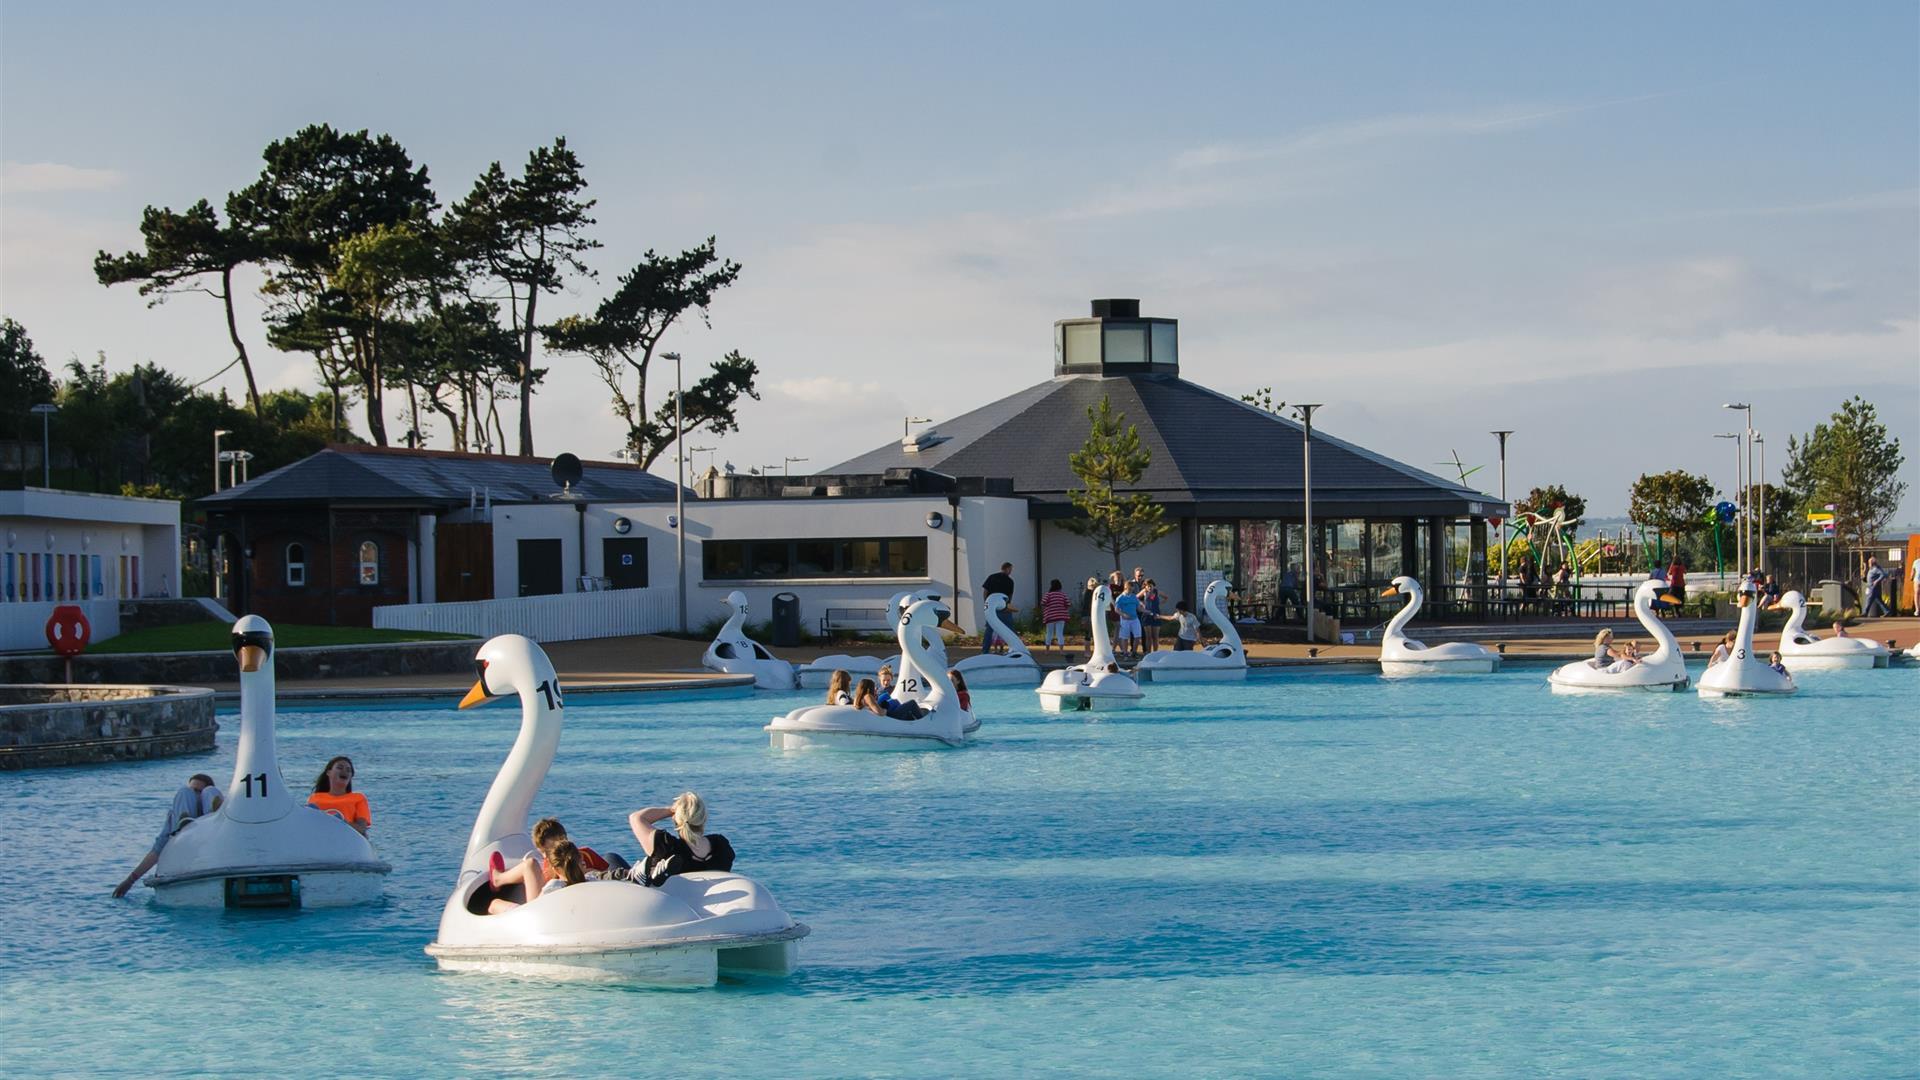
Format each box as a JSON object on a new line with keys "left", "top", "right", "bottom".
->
{"left": 0, "top": 487, "right": 182, "bottom": 650}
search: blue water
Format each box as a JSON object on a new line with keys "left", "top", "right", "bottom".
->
{"left": 4, "top": 664, "right": 1916, "bottom": 1077}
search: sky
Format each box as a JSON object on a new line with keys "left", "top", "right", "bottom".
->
{"left": 3, "top": 2, "right": 1916, "bottom": 523}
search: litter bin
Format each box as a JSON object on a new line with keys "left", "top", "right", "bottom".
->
{"left": 771, "top": 592, "right": 801, "bottom": 648}
{"left": 1815, "top": 580, "right": 1844, "bottom": 612}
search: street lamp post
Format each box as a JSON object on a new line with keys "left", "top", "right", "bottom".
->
{"left": 784, "top": 456, "right": 809, "bottom": 475}
{"left": 904, "top": 416, "right": 931, "bottom": 441}
{"left": 30, "top": 404, "right": 57, "bottom": 488}
{"left": 1714, "top": 433, "right": 1742, "bottom": 581}
{"left": 1295, "top": 404, "right": 1323, "bottom": 640}
{"left": 1754, "top": 434, "right": 1766, "bottom": 575}
{"left": 213, "top": 429, "right": 232, "bottom": 494}
{"left": 1491, "top": 430, "right": 1513, "bottom": 595}
{"left": 666, "top": 351, "right": 687, "bottom": 635}
{"left": 235, "top": 450, "right": 253, "bottom": 485}
{"left": 1723, "top": 403, "right": 1752, "bottom": 573}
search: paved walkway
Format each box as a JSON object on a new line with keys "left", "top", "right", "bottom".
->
{"left": 209, "top": 618, "right": 1920, "bottom": 700}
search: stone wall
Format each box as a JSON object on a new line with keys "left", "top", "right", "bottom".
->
{"left": 0, "top": 684, "right": 217, "bottom": 769}
{"left": 0, "top": 639, "right": 479, "bottom": 686}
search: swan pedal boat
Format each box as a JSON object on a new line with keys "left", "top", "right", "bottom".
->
{"left": 1771, "top": 590, "right": 1891, "bottom": 669}
{"left": 796, "top": 589, "right": 941, "bottom": 689}
{"left": 147, "top": 616, "right": 390, "bottom": 908}
{"left": 429, "top": 635, "right": 806, "bottom": 983}
{"left": 1548, "top": 581, "right": 1691, "bottom": 693}
{"left": 951, "top": 593, "right": 1044, "bottom": 687}
{"left": 1133, "top": 579, "right": 1248, "bottom": 682}
{"left": 1036, "top": 583, "right": 1144, "bottom": 711}
{"left": 1378, "top": 576, "right": 1501, "bottom": 677}
{"left": 1696, "top": 584, "right": 1796, "bottom": 698}
{"left": 702, "top": 590, "right": 797, "bottom": 690}
{"left": 769, "top": 599, "right": 977, "bottom": 749}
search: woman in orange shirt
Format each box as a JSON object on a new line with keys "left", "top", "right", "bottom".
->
{"left": 308, "top": 755, "right": 371, "bottom": 835}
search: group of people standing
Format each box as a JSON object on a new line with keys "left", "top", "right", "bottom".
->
{"left": 984, "top": 562, "right": 1204, "bottom": 661}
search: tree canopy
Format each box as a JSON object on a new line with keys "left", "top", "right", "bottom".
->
{"left": 1781, "top": 396, "right": 1907, "bottom": 570}
{"left": 1059, "top": 396, "right": 1175, "bottom": 572}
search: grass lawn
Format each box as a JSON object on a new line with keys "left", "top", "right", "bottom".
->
{"left": 85, "top": 622, "right": 474, "bottom": 654}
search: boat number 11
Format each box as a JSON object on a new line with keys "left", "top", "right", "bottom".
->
{"left": 240, "top": 772, "right": 268, "bottom": 797}
{"left": 537, "top": 679, "right": 564, "bottom": 709}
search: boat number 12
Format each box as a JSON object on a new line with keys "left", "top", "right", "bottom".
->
{"left": 240, "top": 772, "right": 268, "bottom": 797}
{"left": 537, "top": 679, "right": 564, "bottom": 710}
{"left": 901, "top": 677, "right": 920, "bottom": 693}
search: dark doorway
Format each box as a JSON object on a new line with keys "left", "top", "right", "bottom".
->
{"left": 436, "top": 523, "right": 494, "bottom": 602}
{"left": 603, "top": 537, "right": 649, "bottom": 590}
{"left": 517, "top": 539, "right": 563, "bottom": 597}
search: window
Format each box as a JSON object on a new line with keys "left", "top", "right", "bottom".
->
{"left": 358, "top": 541, "right": 379, "bottom": 586}
{"left": 286, "top": 543, "right": 307, "bottom": 587}
{"left": 1369, "top": 522, "right": 1403, "bottom": 583}
{"left": 703, "top": 537, "right": 930, "bottom": 580}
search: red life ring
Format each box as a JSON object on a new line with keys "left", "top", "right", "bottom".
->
{"left": 46, "top": 605, "right": 91, "bottom": 658}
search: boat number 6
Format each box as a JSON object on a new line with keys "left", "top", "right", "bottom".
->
{"left": 537, "top": 679, "right": 564, "bottom": 710}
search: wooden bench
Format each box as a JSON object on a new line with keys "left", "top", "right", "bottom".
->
{"left": 819, "top": 607, "right": 894, "bottom": 638}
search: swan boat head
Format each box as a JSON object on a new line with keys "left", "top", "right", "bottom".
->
{"left": 457, "top": 634, "right": 564, "bottom": 861}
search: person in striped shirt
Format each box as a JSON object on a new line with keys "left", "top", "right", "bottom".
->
{"left": 1040, "top": 579, "right": 1072, "bottom": 651}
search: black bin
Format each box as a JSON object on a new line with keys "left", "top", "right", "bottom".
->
{"left": 771, "top": 592, "right": 801, "bottom": 647}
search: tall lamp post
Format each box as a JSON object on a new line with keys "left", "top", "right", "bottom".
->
{"left": 1753, "top": 433, "right": 1766, "bottom": 575}
{"left": 784, "top": 456, "right": 809, "bottom": 475}
{"left": 1714, "top": 433, "right": 1742, "bottom": 580}
{"left": 1295, "top": 404, "right": 1323, "bottom": 640}
{"left": 666, "top": 351, "right": 687, "bottom": 635}
{"left": 30, "top": 404, "right": 57, "bottom": 487}
{"left": 213, "top": 428, "right": 232, "bottom": 493}
{"left": 1490, "top": 430, "right": 1513, "bottom": 595}
{"left": 1723, "top": 403, "right": 1752, "bottom": 573}
{"left": 904, "top": 416, "right": 931, "bottom": 440}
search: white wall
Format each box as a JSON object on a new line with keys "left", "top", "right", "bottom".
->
{"left": 2, "top": 487, "right": 183, "bottom": 608}
{"left": 0, "top": 597, "right": 121, "bottom": 651}
{"left": 1037, "top": 522, "right": 1187, "bottom": 603}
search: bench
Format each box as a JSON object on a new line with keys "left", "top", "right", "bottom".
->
{"left": 819, "top": 607, "right": 894, "bottom": 638}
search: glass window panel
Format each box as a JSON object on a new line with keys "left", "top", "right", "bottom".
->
{"left": 286, "top": 543, "right": 306, "bottom": 587}
{"left": 1198, "top": 522, "right": 1234, "bottom": 572}
{"left": 840, "top": 540, "right": 883, "bottom": 576}
{"left": 794, "top": 540, "right": 834, "bottom": 576}
{"left": 1103, "top": 324, "right": 1148, "bottom": 365}
{"left": 887, "top": 538, "right": 928, "bottom": 576}
{"left": 1370, "top": 522, "right": 1403, "bottom": 583}
{"left": 1150, "top": 322, "right": 1177, "bottom": 366}
{"left": 1330, "top": 521, "right": 1366, "bottom": 586}
{"left": 358, "top": 541, "right": 379, "bottom": 585}
{"left": 1063, "top": 323, "right": 1100, "bottom": 367}
{"left": 1236, "top": 520, "right": 1282, "bottom": 604}
{"left": 750, "top": 542, "right": 791, "bottom": 578}
{"left": 705, "top": 541, "right": 747, "bottom": 578}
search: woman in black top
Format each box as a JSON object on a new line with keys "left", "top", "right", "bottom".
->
{"left": 628, "top": 791, "right": 735, "bottom": 886}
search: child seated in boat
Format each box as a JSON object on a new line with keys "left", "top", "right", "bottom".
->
{"left": 946, "top": 669, "right": 971, "bottom": 711}
{"left": 308, "top": 756, "right": 371, "bottom": 835}
{"left": 113, "top": 773, "right": 223, "bottom": 898}
{"left": 1590, "top": 629, "right": 1616, "bottom": 668}
{"left": 487, "top": 840, "right": 586, "bottom": 913}
{"left": 853, "top": 678, "right": 884, "bottom": 715}
{"left": 1604, "top": 641, "right": 1641, "bottom": 674}
{"left": 533, "top": 817, "right": 618, "bottom": 878}
{"left": 1768, "top": 651, "right": 1790, "bottom": 676}
{"left": 1707, "top": 631, "right": 1735, "bottom": 668}
{"left": 629, "top": 792, "right": 736, "bottom": 886}
{"left": 825, "top": 669, "right": 853, "bottom": 705}
{"left": 1832, "top": 623, "right": 1850, "bottom": 639}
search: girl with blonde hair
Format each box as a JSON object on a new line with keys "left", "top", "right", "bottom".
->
{"left": 628, "top": 792, "right": 736, "bottom": 886}
{"left": 825, "top": 669, "right": 853, "bottom": 705}
{"left": 1591, "top": 628, "right": 1614, "bottom": 666}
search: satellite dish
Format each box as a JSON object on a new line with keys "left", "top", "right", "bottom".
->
{"left": 551, "top": 453, "right": 584, "bottom": 493}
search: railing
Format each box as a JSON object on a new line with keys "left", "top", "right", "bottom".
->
{"left": 373, "top": 587, "right": 677, "bottom": 643}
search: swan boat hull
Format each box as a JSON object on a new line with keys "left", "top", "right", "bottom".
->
{"left": 150, "top": 864, "right": 391, "bottom": 908}
{"left": 1547, "top": 666, "right": 1690, "bottom": 693}
{"left": 949, "top": 656, "right": 1043, "bottom": 686}
{"left": 766, "top": 704, "right": 976, "bottom": 750}
{"left": 1132, "top": 651, "right": 1248, "bottom": 682}
{"left": 1379, "top": 656, "right": 1498, "bottom": 677}
{"left": 1034, "top": 670, "right": 1144, "bottom": 711}
{"left": 147, "top": 807, "right": 390, "bottom": 908}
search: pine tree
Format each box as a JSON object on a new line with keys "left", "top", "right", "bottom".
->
{"left": 1781, "top": 397, "right": 1907, "bottom": 573}
{"left": 1059, "top": 396, "right": 1175, "bottom": 572}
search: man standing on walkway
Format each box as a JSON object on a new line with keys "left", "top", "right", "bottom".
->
{"left": 981, "top": 562, "right": 1015, "bottom": 653}
{"left": 1665, "top": 557, "right": 1687, "bottom": 606}
{"left": 1863, "top": 556, "right": 1888, "bottom": 617}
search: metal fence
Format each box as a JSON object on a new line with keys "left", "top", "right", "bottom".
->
{"left": 372, "top": 587, "right": 678, "bottom": 643}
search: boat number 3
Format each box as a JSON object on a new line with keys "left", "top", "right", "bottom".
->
{"left": 901, "top": 678, "right": 920, "bottom": 693}
{"left": 1735, "top": 649, "right": 1746, "bottom": 661}
{"left": 240, "top": 772, "right": 269, "bottom": 797}
{"left": 536, "top": 679, "right": 564, "bottom": 710}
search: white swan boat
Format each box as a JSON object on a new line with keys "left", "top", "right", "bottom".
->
{"left": 794, "top": 589, "right": 934, "bottom": 689}
{"left": 1036, "top": 584, "right": 1144, "bottom": 711}
{"left": 146, "top": 616, "right": 390, "bottom": 908}
{"left": 952, "top": 593, "right": 1043, "bottom": 686}
{"left": 702, "top": 590, "right": 796, "bottom": 690}
{"left": 427, "top": 635, "right": 806, "bottom": 983}
{"left": 1548, "top": 580, "right": 1691, "bottom": 693}
{"left": 1133, "top": 579, "right": 1248, "bottom": 682}
{"left": 1378, "top": 576, "right": 1500, "bottom": 676}
{"left": 1772, "top": 590, "right": 1891, "bottom": 669}
{"left": 768, "top": 599, "right": 978, "bottom": 749}
{"left": 1696, "top": 585, "right": 1796, "bottom": 698}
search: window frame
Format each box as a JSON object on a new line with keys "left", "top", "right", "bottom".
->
{"left": 357, "top": 540, "right": 380, "bottom": 586}
{"left": 285, "top": 542, "right": 307, "bottom": 588}
{"left": 701, "top": 536, "right": 930, "bottom": 580}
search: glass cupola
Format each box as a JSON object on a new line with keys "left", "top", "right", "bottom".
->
{"left": 1053, "top": 298, "right": 1178, "bottom": 376}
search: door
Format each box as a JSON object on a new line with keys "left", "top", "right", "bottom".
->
{"left": 603, "top": 537, "right": 649, "bottom": 590}
{"left": 517, "top": 538, "right": 564, "bottom": 597}
{"left": 436, "top": 523, "right": 494, "bottom": 602}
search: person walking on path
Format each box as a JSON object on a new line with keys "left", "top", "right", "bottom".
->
{"left": 1040, "top": 579, "right": 1072, "bottom": 652}
{"left": 981, "top": 562, "right": 1015, "bottom": 653}
{"left": 1666, "top": 557, "right": 1687, "bottom": 605}
{"left": 1863, "top": 557, "right": 1889, "bottom": 617}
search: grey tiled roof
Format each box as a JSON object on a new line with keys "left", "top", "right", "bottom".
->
{"left": 831, "top": 373, "right": 1502, "bottom": 514}
{"left": 198, "top": 445, "right": 683, "bottom": 508}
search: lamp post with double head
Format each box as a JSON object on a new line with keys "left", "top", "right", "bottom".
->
{"left": 31, "top": 404, "right": 57, "bottom": 488}
{"left": 1491, "top": 430, "right": 1513, "bottom": 595}
{"left": 1723, "top": 403, "right": 1753, "bottom": 573}
{"left": 1295, "top": 404, "right": 1323, "bottom": 638}
{"left": 1753, "top": 433, "right": 1766, "bottom": 574}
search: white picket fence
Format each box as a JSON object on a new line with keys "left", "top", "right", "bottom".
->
{"left": 372, "top": 587, "right": 678, "bottom": 643}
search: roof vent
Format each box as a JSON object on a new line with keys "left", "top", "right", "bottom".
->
{"left": 1090, "top": 298, "right": 1139, "bottom": 318}
{"left": 901, "top": 429, "right": 950, "bottom": 454}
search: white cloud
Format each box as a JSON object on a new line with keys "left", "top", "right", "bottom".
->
{"left": 1, "top": 161, "right": 126, "bottom": 193}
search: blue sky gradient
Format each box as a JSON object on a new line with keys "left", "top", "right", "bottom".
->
{"left": 3, "top": 3, "right": 1914, "bottom": 521}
